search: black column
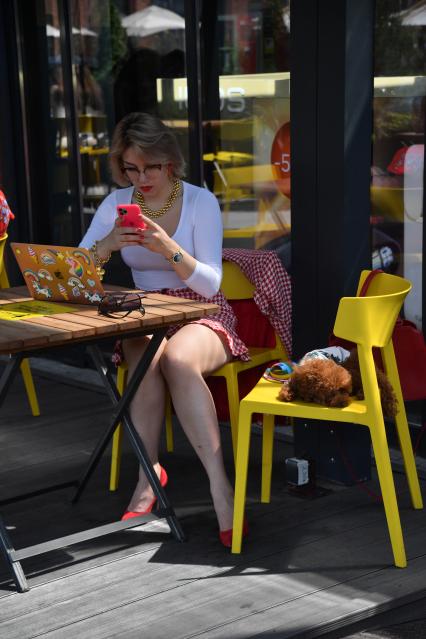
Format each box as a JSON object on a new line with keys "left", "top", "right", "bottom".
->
{"left": 291, "top": 0, "right": 319, "bottom": 359}
{"left": 291, "top": 0, "right": 374, "bottom": 358}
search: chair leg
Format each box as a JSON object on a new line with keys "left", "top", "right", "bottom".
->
{"left": 20, "top": 359, "right": 40, "bottom": 417}
{"left": 370, "top": 420, "right": 407, "bottom": 568}
{"left": 109, "top": 426, "right": 123, "bottom": 492}
{"left": 165, "top": 392, "right": 174, "bottom": 453}
{"left": 261, "top": 414, "right": 275, "bottom": 503}
{"left": 232, "top": 401, "right": 253, "bottom": 553}
{"left": 394, "top": 406, "right": 423, "bottom": 510}
{"left": 382, "top": 344, "right": 423, "bottom": 510}
{"left": 223, "top": 371, "right": 240, "bottom": 460}
{"left": 0, "top": 269, "right": 10, "bottom": 289}
{"left": 109, "top": 365, "right": 128, "bottom": 491}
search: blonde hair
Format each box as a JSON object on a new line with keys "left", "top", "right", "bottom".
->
{"left": 109, "top": 112, "right": 186, "bottom": 186}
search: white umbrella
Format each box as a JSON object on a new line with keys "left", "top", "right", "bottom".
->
{"left": 122, "top": 5, "right": 185, "bottom": 38}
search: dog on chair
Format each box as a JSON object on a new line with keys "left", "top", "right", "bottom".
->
{"left": 278, "top": 349, "right": 398, "bottom": 418}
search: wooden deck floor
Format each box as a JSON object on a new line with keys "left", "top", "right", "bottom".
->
{"left": 1, "top": 366, "right": 426, "bottom": 639}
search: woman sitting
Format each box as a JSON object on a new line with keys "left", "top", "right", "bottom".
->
{"left": 80, "top": 112, "right": 249, "bottom": 547}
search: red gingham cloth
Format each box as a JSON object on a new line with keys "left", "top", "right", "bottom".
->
{"left": 222, "top": 248, "right": 292, "bottom": 357}
{"left": 112, "top": 287, "right": 250, "bottom": 366}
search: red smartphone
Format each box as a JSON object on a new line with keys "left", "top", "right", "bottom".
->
{"left": 116, "top": 204, "right": 147, "bottom": 230}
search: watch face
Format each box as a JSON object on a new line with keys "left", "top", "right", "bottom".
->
{"left": 173, "top": 251, "right": 183, "bottom": 263}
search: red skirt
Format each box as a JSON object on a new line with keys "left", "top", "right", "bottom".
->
{"left": 112, "top": 287, "right": 250, "bottom": 366}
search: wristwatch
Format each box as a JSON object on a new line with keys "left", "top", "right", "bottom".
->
{"left": 167, "top": 248, "right": 184, "bottom": 264}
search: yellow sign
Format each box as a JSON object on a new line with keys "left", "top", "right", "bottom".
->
{"left": 0, "top": 301, "right": 76, "bottom": 321}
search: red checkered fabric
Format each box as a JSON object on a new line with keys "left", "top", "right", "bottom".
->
{"left": 112, "top": 287, "right": 250, "bottom": 367}
{"left": 222, "top": 248, "right": 292, "bottom": 357}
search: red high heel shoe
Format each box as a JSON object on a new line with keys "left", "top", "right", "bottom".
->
{"left": 219, "top": 518, "right": 249, "bottom": 548}
{"left": 121, "top": 466, "right": 168, "bottom": 521}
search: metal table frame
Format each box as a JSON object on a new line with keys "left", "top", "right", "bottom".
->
{"left": 0, "top": 327, "right": 185, "bottom": 593}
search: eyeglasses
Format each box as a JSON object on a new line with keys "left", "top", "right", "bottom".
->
{"left": 122, "top": 163, "right": 163, "bottom": 180}
{"left": 98, "top": 292, "right": 146, "bottom": 319}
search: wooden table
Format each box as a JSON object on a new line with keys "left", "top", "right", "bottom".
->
{"left": 0, "top": 286, "right": 219, "bottom": 592}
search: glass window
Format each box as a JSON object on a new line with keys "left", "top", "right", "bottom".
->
{"left": 372, "top": 1, "right": 425, "bottom": 327}
{"left": 45, "top": 0, "right": 79, "bottom": 243}
{"left": 73, "top": 0, "right": 187, "bottom": 229}
{"left": 372, "top": 0, "right": 425, "bottom": 423}
{"left": 204, "top": 1, "right": 291, "bottom": 271}
{"left": 45, "top": 0, "right": 188, "bottom": 238}
{"left": 70, "top": 1, "right": 115, "bottom": 223}
{"left": 45, "top": 0, "right": 115, "bottom": 241}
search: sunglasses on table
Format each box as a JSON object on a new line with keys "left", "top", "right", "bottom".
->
{"left": 98, "top": 292, "right": 146, "bottom": 319}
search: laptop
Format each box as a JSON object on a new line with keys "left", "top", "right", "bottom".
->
{"left": 11, "top": 242, "right": 105, "bottom": 305}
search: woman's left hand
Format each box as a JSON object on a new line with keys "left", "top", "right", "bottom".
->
{"left": 136, "top": 214, "right": 177, "bottom": 258}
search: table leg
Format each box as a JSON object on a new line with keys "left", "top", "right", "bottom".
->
{"left": 72, "top": 331, "right": 186, "bottom": 542}
{"left": 72, "top": 330, "right": 167, "bottom": 500}
{"left": 0, "top": 353, "right": 24, "bottom": 409}
{"left": 0, "top": 515, "right": 29, "bottom": 593}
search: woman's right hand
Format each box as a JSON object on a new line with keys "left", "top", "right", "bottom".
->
{"left": 100, "top": 219, "right": 143, "bottom": 255}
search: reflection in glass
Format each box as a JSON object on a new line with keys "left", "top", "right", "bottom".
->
{"left": 372, "top": 1, "right": 425, "bottom": 330}
{"left": 71, "top": 1, "right": 120, "bottom": 219}
{"left": 113, "top": 1, "right": 188, "bottom": 183}
{"left": 204, "top": 1, "right": 291, "bottom": 272}
{"left": 45, "top": 0, "right": 75, "bottom": 243}
{"left": 44, "top": 1, "right": 188, "bottom": 237}
{"left": 372, "top": 0, "right": 425, "bottom": 427}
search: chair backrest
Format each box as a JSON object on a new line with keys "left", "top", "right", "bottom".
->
{"left": 221, "top": 260, "right": 255, "bottom": 300}
{"left": 0, "top": 233, "right": 10, "bottom": 288}
{"left": 221, "top": 260, "right": 283, "bottom": 351}
{"left": 333, "top": 270, "right": 411, "bottom": 348}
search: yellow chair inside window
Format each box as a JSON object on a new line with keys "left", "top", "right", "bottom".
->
{"left": 109, "top": 259, "right": 288, "bottom": 491}
{"left": 231, "top": 270, "right": 423, "bottom": 567}
{"left": 0, "top": 234, "right": 40, "bottom": 416}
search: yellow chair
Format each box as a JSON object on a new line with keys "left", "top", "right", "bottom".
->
{"left": 109, "top": 260, "right": 288, "bottom": 491}
{"left": 231, "top": 270, "right": 423, "bottom": 567}
{"left": 0, "top": 234, "right": 40, "bottom": 416}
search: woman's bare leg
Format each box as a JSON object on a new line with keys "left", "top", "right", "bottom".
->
{"left": 122, "top": 335, "right": 167, "bottom": 512}
{"left": 160, "top": 324, "right": 234, "bottom": 531}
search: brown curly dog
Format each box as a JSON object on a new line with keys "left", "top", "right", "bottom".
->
{"left": 278, "top": 358, "right": 352, "bottom": 408}
{"left": 278, "top": 351, "right": 398, "bottom": 418}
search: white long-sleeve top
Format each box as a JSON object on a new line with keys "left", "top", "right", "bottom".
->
{"left": 80, "top": 181, "right": 223, "bottom": 298}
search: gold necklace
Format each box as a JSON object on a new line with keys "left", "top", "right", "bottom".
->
{"left": 135, "top": 179, "right": 181, "bottom": 219}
